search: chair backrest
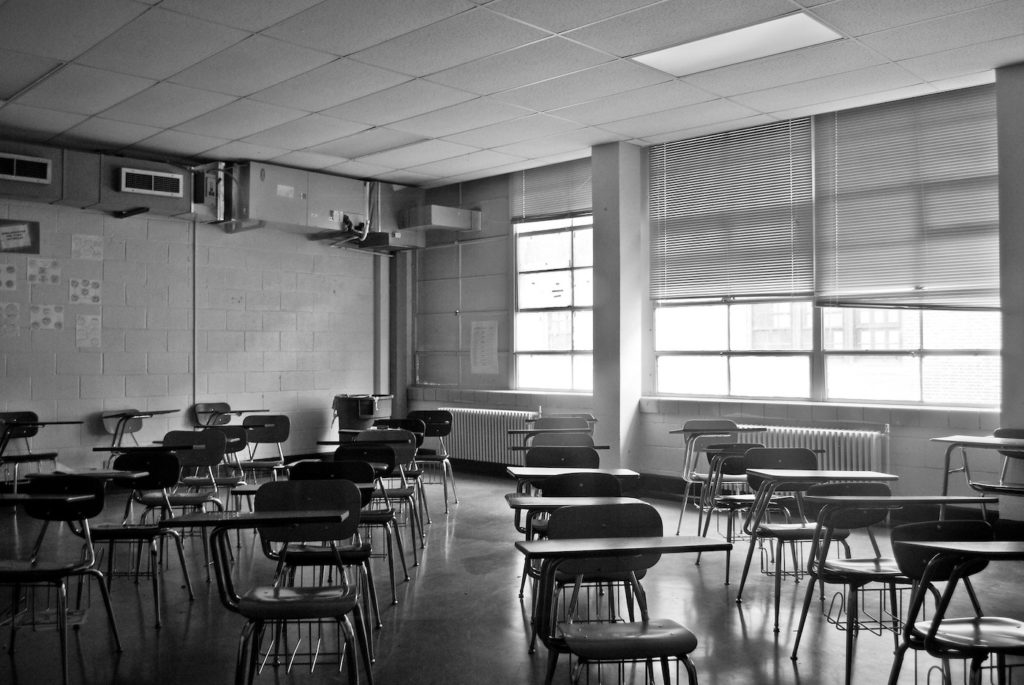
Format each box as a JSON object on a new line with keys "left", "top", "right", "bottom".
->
{"left": 194, "top": 402, "right": 231, "bottom": 426}
{"left": 254, "top": 479, "right": 361, "bottom": 544}
{"left": 545, "top": 501, "right": 664, "bottom": 580}
{"left": 211, "top": 424, "right": 248, "bottom": 455}
{"left": 111, "top": 449, "right": 180, "bottom": 490}
{"left": 706, "top": 442, "right": 764, "bottom": 476}
{"left": 23, "top": 474, "right": 105, "bottom": 521}
{"left": 890, "top": 519, "right": 994, "bottom": 582}
{"left": 524, "top": 446, "right": 600, "bottom": 469}
{"left": 0, "top": 410, "right": 41, "bottom": 442}
{"left": 242, "top": 414, "right": 290, "bottom": 444}
{"left": 353, "top": 428, "right": 417, "bottom": 463}
{"left": 373, "top": 419, "right": 425, "bottom": 447}
{"left": 334, "top": 442, "right": 399, "bottom": 478}
{"left": 101, "top": 409, "right": 144, "bottom": 439}
{"left": 994, "top": 427, "right": 1024, "bottom": 458}
{"left": 530, "top": 432, "right": 595, "bottom": 447}
{"left": 164, "top": 429, "right": 227, "bottom": 469}
{"left": 805, "top": 481, "right": 893, "bottom": 530}
{"left": 406, "top": 410, "right": 453, "bottom": 438}
{"left": 540, "top": 472, "right": 621, "bottom": 498}
{"left": 290, "top": 459, "right": 376, "bottom": 507}
{"left": 743, "top": 447, "right": 818, "bottom": 492}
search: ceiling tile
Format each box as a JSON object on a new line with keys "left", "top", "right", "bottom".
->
{"left": 99, "top": 82, "right": 236, "bottom": 129}
{"left": 250, "top": 59, "right": 411, "bottom": 112}
{"left": 406, "top": 149, "right": 527, "bottom": 177}
{"left": 241, "top": 114, "right": 369, "bottom": 149}
{"left": 491, "top": 60, "right": 671, "bottom": 111}
{"left": 52, "top": 117, "right": 162, "bottom": 150}
{"left": 158, "top": 0, "right": 324, "bottom": 33}
{"left": 264, "top": 0, "right": 475, "bottom": 55}
{"left": 16, "top": 64, "right": 155, "bottom": 115}
{"left": 77, "top": 7, "right": 249, "bottom": 80}
{"left": 322, "top": 80, "right": 477, "bottom": 126}
{"left": 309, "top": 128, "right": 426, "bottom": 159}
{"left": 899, "top": 35, "right": 1024, "bottom": 81}
{"left": 0, "top": 0, "right": 145, "bottom": 61}
{"left": 425, "top": 37, "right": 613, "bottom": 95}
{"left": 201, "top": 141, "right": 290, "bottom": 161}
{"left": 492, "top": 127, "right": 616, "bottom": 158}
{"left": 681, "top": 40, "right": 888, "bottom": 97}
{"left": 857, "top": 1, "right": 1024, "bottom": 62}
{"left": 169, "top": 35, "right": 335, "bottom": 97}
{"left": 730, "top": 63, "right": 925, "bottom": 112}
{"left": 0, "top": 103, "right": 86, "bottom": 139}
{"left": 326, "top": 159, "right": 397, "bottom": 179}
{"left": 639, "top": 114, "right": 777, "bottom": 145}
{"left": 388, "top": 98, "right": 531, "bottom": 138}
{"left": 0, "top": 49, "right": 63, "bottom": 100}
{"left": 811, "top": 0, "right": 1001, "bottom": 37}
{"left": 352, "top": 8, "right": 549, "bottom": 77}
{"left": 486, "top": 0, "right": 663, "bottom": 33}
{"left": 551, "top": 81, "right": 714, "bottom": 126}
{"left": 374, "top": 169, "right": 439, "bottom": 186}
{"left": 443, "top": 114, "right": 582, "bottom": 148}
{"left": 598, "top": 98, "right": 762, "bottom": 139}
{"left": 771, "top": 83, "right": 939, "bottom": 120}
{"left": 564, "top": 0, "right": 795, "bottom": 57}
{"left": 133, "top": 129, "right": 229, "bottom": 157}
{"left": 270, "top": 151, "right": 350, "bottom": 170}
{"left": 174, "top": 99, "right": 307, "bottom": 139}
{"left": 358, "top": 139, "right": 480, "bottom": 168}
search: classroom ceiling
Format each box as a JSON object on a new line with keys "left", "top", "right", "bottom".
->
{"left": 0, "top": 0, "right": 1021, "bottom": 189}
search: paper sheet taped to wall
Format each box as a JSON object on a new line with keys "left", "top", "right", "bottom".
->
{"left": 470, "top": 320, "right": 499, "bottom": 375}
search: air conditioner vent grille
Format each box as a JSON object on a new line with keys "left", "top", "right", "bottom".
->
{"left": 0, "top": 153, "right": 52, "bottom": 184}
{"left": 120, "top": 167, "right": 184, "bottom": 198}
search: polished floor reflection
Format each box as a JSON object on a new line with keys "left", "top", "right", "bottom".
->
{"left": 1, "top": 472, "right": 1022, "bottom": 684}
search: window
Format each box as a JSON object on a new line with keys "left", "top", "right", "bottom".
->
{"left": 514, "top": 216, "right": 593, "bottom": 391}
{"left": 651, "top": 85, "right": 999, "bottom": 406}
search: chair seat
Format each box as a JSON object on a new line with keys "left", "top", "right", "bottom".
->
{"left": 917, "top": 617, "right": 1024, "bottom": 653}
{"left": 822, "top": 557, "right": 902, "bottom": 579}
{"left": 0, "top": 559, "right": 90, "bottom": 580}
{"left": 238, "top": 584, "right": 360, "bottom": 620}
{"left": 760, "top": 522, "right": 850, "bottom": 541}
{"left": 140, "top": 491, "right": 218, "bottom": 507}
{"left": 559, "top": 619, "right": 699, "bottom": 660}
{"left": 279, "top": 542, "right": 373, "bottom": 566}
{"left": 359, "top": 508, "right": 397, "bottom": 524}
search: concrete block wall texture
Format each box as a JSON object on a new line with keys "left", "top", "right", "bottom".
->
{"left": 0, "top": 199, "right": 380, "bottom": 465}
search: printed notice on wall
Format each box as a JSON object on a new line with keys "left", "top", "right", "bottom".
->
{"left": 470, "top": 320, "right": 499, "bottom": 375}
{"left": 0, "top": 264, "right": 15, "bottom": 291}
{"left": 30, "top": 304, "right": 63, "bottom": 330}
{"left": 76, "top": 314, "right": 101, "bottom": 349}
{"left": 72, "top": 234, "right": 103, "bottom": 260}
{"left": 0, "top": 220, "right": 39, "bottom": 254}
{"left": 0, "top": 302, "right": 19, "bottom": 337}
{"left": 69, "top": 278, "right": 101, "bottom": 305}
{"left": 27, "top": 257, "right": 60, "bottom": 285}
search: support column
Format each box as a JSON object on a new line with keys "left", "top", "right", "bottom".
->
{"left": 592, "top": 142, "right": 647, "bottom": 469}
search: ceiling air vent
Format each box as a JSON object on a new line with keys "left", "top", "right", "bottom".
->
{"left": 0, "top": 152, "right": 52, "bottom": 184}
{"left": 119, "top": 167, "right": 184, "bottom": 198}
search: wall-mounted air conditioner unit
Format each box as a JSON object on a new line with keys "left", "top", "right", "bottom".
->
{"left": 399, "top": 204, "right": 481, "bottom": 232}
{"left": 120, "top": 167, "right": 185, "bottom": 198}
{"left": 92, "top": 155, "right": 192, "bottom": 218}
{"left": 0, "top": 143, "right": 62, "bottom": 202}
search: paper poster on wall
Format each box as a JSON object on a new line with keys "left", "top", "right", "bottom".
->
{"left": 0, "top": 302, "right": 19, "bottom": 337}
{"left": 76, "top": 314, "right": 101, "bottom": 349}
{"left": 470, "top": 320, "right": 500, "bottom": 375}
{"left": 72, "top": 234, "right": 103, "bottom": 260}
{"left": 0, "top": 264, "right": 15, "bottom": 291}
{"left": 30, "top": 304, "right": 63, "bottom": 330}
{"left": 27, "top": 257, "right": 60, "bottom": 285}
{"left": 69, "top": 278, "right": 101, "bottom": 304}
{"left": 0, "top": 220, "right": 40, "bottom": 254}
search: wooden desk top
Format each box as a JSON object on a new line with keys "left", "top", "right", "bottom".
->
{"left": 747, "top": 468, "right": 898, "bottom": 483}
{"left": 516, "top": 535, "right": 732, "bottom": 559}
{"left": 0, "top": 492, "right": 97, "bottom": 506}
{"left": 506, "top": 495, "right": 644, "bottom": 511}
{"left": 803, "top": 494, "right": 998, "bottom": 506}
{"left": 102, "top": 409, "right": 178, "bottom": 419}
{"left": 896, "top": 539, "right": 1024, "bottom": 561}
{"left": 669, "top": 424, "right": 767, "bottom": 435}
{"left": 506, "top": 466, "right": 639, "bottom": 480}
{"left": 27, "top": 469, "right": 149, "bottom": 482}
{"left": 932, "top": 435, "right": 1024, "bottom": 450}
{"left": 159, "top": 509, "right": 347, "bottom": 530}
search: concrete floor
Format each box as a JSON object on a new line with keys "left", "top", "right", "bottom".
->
{"left": 1, "top": 471, "right": 1022, "bottom": 685}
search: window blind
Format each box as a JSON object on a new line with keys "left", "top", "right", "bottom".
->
{"left": 649, "top": 119, "right": 813, "bottom": 301}
{"left": 814, "top": 84, "right": 999, "bottom": 310}
{"left": 510, "top": 157, "right": 592, "bottom": 221}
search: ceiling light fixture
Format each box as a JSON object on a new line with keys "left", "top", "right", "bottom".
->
{"left": 632, "top": 12, "right": 842, "bottom": 77}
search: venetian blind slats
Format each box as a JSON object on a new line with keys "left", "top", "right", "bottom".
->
{"left": 510, "top": 157, "right": 592, "bottom": 222}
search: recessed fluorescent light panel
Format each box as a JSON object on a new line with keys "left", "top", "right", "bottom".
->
{"left": 632, "top": 12, "right": 841, "bottom": 77}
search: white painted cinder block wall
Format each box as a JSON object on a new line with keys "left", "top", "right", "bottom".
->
{"left": 0, "top": 198, "right": 382, "bottom": 466}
